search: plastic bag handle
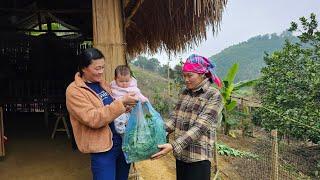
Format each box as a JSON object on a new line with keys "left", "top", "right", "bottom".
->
{"left": 143, "top": 101, "right": 159, "bottom": 115}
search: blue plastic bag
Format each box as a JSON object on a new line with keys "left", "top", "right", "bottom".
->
{"left": 122, "top": 101, "right": 167, "bottom": 163}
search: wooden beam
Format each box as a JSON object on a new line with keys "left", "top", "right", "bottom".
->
{"left": 37, "top": 12, "right": 42, "bottom": 31}
{"left": 47, "top": 18, "right": 52, "bottom": 32}
{"left": 0, "top": 8, "right": 90, "bottom": 14}
{"left": 92, "top": 0, "right": 126, "bottom": 82}
{"left": 0, "top": 28, "right": 81, "bottom": 33}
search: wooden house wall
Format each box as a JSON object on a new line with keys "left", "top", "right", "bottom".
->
{"left": 0, "top": 33, "right": 91, "bottom": 113}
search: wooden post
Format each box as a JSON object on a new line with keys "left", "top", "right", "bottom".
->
{"left": 92, "top": 0, "right": 126, "bottom": 82}
{"left": 44, "top": 103, "right": 49, "bottom": 128}
{"left": 213, "top": 132, "right": 218, "bottom": 174}
{"left": 0, "top": 107, "right": 5, "bottom": 158}
{"left": 271, "top": 130, "right": 279, "bottom": 180}
{"left": 167, "top": 56, "right": 171, "bottom": 97}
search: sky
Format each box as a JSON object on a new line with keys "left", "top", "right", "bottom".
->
{"left": 145, "top": 0, "right": 320, "bottom": 67}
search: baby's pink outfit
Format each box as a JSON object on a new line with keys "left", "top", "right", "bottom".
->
{"left": 110, "top": 78, "right": 148, "bottom": 102}
{"left": 110, "top": 78, "right": 148, "bottom": 134}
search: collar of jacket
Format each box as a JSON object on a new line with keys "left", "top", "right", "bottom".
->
{"left": 74, "top": 72, "right": 113, "bottom": 97}
{"left": 183, "top": 78, "right": 211, "bottom": 95}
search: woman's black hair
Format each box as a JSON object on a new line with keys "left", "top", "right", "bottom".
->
{"left": 78, "top": 48, "right": 104, "bottom": 76}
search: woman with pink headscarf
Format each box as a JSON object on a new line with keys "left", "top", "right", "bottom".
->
{"left": 151, "top": 54, "right": 223, "bottom": 180}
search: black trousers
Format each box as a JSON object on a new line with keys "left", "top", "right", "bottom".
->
{"left": 176, "top": 159, "right": 211, "bottom": 180}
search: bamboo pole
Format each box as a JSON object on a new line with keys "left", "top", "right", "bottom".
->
{"left": 271, "top": 130, "right": 279, "bottom": 180}
{"left": 92, "top": 0, "right": 126, "bottom": 82}
{"left": 213, "top": 170, "right": 220, "bottom": 180}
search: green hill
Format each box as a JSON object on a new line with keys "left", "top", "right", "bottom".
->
{"left": 210, "top": 31, "right": 298, "bottom": 82}
{"left": 130, "top": 66, "right": 178, "bottom": 117}
{"left": 131, "top": 65, "right": 170, "bottom": 99}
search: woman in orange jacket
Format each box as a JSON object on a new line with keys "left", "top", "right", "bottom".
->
{"left": 66, "top": 48, "right": 138, "bottom": 180}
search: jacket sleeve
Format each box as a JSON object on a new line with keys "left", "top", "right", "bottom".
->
{"left": 66, "top": 86, "right": 126, "bottom": 129}
{"left": 165, "top": 97, "right": 183, "bottom": 134}
{"left": 170, "top": 91, "right": 223, "bottom": 154}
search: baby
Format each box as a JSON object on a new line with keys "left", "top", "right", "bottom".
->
{"left": 110, "top": 65, "right": 148, "bottom": 134}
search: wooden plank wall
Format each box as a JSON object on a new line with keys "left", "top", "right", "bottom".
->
{"left": 0, "top": 107, "right": 5, "bottom": 157}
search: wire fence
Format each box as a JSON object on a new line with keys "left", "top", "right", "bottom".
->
{"left": 222, "top": 130, "right": 319, "bottom": 179}
{"left": 127, "top": 93, "right": 320, "bottom": 179}
{"left": 217, "top": 96, "right": 320, "bottom": 179}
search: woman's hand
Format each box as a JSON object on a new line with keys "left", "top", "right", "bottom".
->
{"left": 151, "top": 143, "right": 173, "bottom": 160}
{"left": 120, "top": 92, "right": 138, "bottom": 107}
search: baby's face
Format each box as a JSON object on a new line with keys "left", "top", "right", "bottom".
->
{"left": 115, "top": 74, "right": 131, "bottom": 88}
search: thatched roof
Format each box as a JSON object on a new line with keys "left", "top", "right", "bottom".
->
{"left": 126, "top": 0, "right": 227, "bottom": 56}
{"left": 0, "top": 0, "right": 227, "bottom": 56}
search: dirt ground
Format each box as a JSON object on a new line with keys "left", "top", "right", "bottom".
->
{"left": 134, "top": 154, "right": 176, "bottom": 180}
{"left": 0, "top": 113, "right": 177, "bottom": 180}
{"left": 0, "top": 133, "right": 234, "bottom": 180}
{"left": 0, "top": 113, "right": 283, "bottom": 180}
{"left": 0, "top": 113, "right": 91, "bottom": 180}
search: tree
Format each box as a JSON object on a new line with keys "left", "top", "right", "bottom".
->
{"left": 173, "top": 64, "right": 183, "bottom": 86}
{"left": 158, "top": 64, "right": 172, "bottom": 78}
{"left": 255, "top": 13, "right": 320, "bottom": 143}
{"left": 133, "top": 56, "right": 148, "bottom": 69}
{"left": 132, "top": 56, "right": 161, "bottom": 72}
{"left": 145, "top": 58, "right": 161, "bottom": 71}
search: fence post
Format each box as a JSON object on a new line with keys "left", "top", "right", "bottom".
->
{"left": 213, "top": 132, "right": 219, "bottom": 176}
{"left": 271, "top": 130, "right": 279, "bottom": 180}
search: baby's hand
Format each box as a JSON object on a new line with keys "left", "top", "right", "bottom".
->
{"left": 121, "top": 92, "right": 138, "bottom": 106}
{"left": 125, "top": 105, "right": 133, "bottom": 113}
{"left": 142, "top": 100, "right": 149, "bottom": 105}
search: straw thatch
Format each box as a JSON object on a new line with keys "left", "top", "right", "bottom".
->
{"left": 0, "top": 0, "right": 227, "bottom": 56}
{"left": 125, "top": 0, "right": 227, "bottom": 56}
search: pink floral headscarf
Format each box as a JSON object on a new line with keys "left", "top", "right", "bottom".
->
{"left": 182, "top": 54, "right": 222, "bottom": 88}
